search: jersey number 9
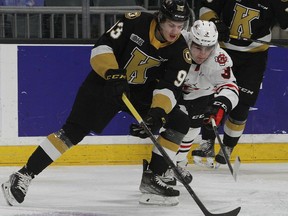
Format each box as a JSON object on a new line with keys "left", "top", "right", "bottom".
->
{"left": 174, "top": 70, "right": 187, "bottom": 87}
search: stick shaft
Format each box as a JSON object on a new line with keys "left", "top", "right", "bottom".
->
{"left": 211, "top": 118, "right": 240, "bottom": 181}
{"left": 229, "top": 35, "right": 288, "bottom": 48}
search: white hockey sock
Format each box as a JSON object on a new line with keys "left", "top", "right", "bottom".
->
{"left": 175, "top": 127, "right": 200, "bottom": 163}
{"left": 175, "top": 142, "right": 192, "bottom": 163}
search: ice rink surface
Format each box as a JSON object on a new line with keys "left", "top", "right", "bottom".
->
{"left": 0, "top": 163, "right": 287, "bottom": 216}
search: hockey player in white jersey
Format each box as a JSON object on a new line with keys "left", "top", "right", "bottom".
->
{"left": 132, "top": 20, "right": 239, "bottom": 204}
{"left": 174, "top": 20, "right": 239, "bottom": 169}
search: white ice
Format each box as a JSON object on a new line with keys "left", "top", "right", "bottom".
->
{"left": 0, "top": 163, "right": 288, "bottom": 216}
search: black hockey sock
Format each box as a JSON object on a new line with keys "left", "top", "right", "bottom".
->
{"left": 26, "top": 146, "right": 53, "bottom": 175}
{"left": 223, "top": 133, "right": 240, "bottom": 148}
{"left": 149, "top": 152, "right": 169, "bottom": 176}
{"left": 201, "top": 126, "right": 216, "bottom": 140}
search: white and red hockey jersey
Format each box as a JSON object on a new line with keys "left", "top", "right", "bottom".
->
{"left": 181, "top": 30, "right": 239, "bottom": 110}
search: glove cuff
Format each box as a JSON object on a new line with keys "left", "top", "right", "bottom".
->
{"left": 105, "top": 69, "right": 127, "bottom": 80}
{"left": 209, "top": 96, "right": 232, "bottom": 114}
{"left": 148, "top": 107, "right": 168, "bottom": 127}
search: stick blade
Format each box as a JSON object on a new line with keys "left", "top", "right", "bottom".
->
{"left": 208, "top": 207, "right": 241, "bottom": 216}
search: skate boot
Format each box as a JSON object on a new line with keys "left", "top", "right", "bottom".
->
{"left": 192, "top": 139, "right": 215, "bottom": 168}
{"left": 160, "top": 159, "right": 192, "bottom": 185}
{"left": 174, "top": 159, "right": 193, "bottom": 184}
{"left": 215, "top": 146, "right": 234, "bottom": 164}
{"left": 139, "top": 159, "right": 179, "bottom": 206}
{"left": 160, "top": 169, "right": 177, "bottom": 186}
{"left": 1, "top": 166, "right": 34, "bottom": 206}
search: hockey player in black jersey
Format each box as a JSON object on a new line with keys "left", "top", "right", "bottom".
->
{"left": 1, "top": 0, "right": 192, "bottom": 207}
{"left": 194, "top": 0, "right": 288, "bottom": 167}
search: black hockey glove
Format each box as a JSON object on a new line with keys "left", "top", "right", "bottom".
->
{"left": 210, "top": 18, "right": 230, "bottom": 43}
{"left": 130, "top": 108, "right": 167, "bottom": 139}
{"left": 203, "top": 100, "right": 227, "bottom": 130}
{"left": 104, "top": 69, "right": 129, "bottom": 107}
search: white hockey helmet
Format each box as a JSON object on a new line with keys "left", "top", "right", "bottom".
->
{"left": 190, "top": 20, "right": 218, "bottom": 46}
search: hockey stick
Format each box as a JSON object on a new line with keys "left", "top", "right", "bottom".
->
{"left": 211, "top": 118, "right": 241, "bottom": 181}
{"left": 122, "top": 93, "right": 241, "bottom": 216}
{"left": 230, "top": 35, "right": 288, "bottom": 48}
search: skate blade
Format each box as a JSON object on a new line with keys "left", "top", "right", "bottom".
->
{"left": 233, "top": 156, "right": 241, "bottom": 181}
{"left": 193, "top": 156, "right": 217, "bottom": 169}
{"left": 214, "top": 162, "right": 221, "bottom": 169}
{"left": 1, "top": 182, "right": 18, "bottom": 206}
{"left": 139, "top": 193, "right": 179, "bottom": 206}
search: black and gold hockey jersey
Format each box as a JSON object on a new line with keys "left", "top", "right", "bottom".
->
{"left": 90, "top": 12, "right": 191, "bottom": 114}
{"left": 200, "top": 0, "right": 288, "bottom": 52}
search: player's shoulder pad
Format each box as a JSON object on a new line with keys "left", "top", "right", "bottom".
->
{"left": 124, "top": 11, "right": 142, "bottom": 19}
{"left": 122, "top": 12, "right": 154, "bottom": 27}
{"left": 204, "top": 44, "right": 233, "bottom": 70}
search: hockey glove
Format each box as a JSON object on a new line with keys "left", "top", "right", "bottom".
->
{"left": 104, "top": 69, "right": 129, "bottom": 107}
{"left": 203, "top": 101, "right": 227, "bottom": 130}
{"left": 130, "top": 107, "right": 167, "bottom": 139}
{"left": 210, "top": 18, "right": 230, "bottom": 43}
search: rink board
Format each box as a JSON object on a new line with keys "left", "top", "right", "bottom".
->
{"left": 0, "top": 44, "right": 288, "bottom": 165}
{"left": 16, "top": 45, "right": 288, "bottom": 136}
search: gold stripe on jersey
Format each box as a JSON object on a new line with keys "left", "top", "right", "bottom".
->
{"left": 149, "top": 19, "right": 175, "bottom": 49}
{"left": 90, "top": 45, "right": 119, "bottom": 78}
{"left": 151, "top": 89, "right": 176, "bottom": 114}
{"left": 199, "top": 10, "right": 218, "bottom": 20}
{"left": 249, "top": 44, "right": 269, "bottom": 52}
{"left": 157, "top": 135, "right": 179, "bottom": 152}
{"left": 220, "top": 42, "right": 269, "bottom": 52}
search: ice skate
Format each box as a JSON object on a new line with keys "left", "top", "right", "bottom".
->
{"left": 192, "top": 139, "right": 216, "bottom": 168}
{"left": 160, "top": 169, "right": 177, "bottom": 186}
{"left": 139, "top": 159, "right": 179, "bottom": 206}
{"left": 160, "top": 159, "right": 192, "bottom": 185}
{"left": 215, "top": 146, "right": 234, "bottom": 165}
{"left": 1, "top": 167, "right": 34, "bottom": 206}
{"left": 174, "top": 159, "right": 193, "bottom": 184}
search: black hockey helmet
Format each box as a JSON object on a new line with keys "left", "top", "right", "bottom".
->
{"left": 158, "top": 0, "right": 190, "bottom": 22}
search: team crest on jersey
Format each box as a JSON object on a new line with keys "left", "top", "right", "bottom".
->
{"left": 215, "top": 53, "right": 227, "bottom": 66}
{"left": 125, "top": 12, "right": 141, "bottom": 19}
{"left": 183, "top": 48, "right": 192, "bottom": 64}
